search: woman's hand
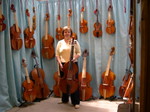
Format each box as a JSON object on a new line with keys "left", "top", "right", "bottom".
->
{"left": 72, "top": 55, "right": 80, "bottom": 62}
{"left": 59, "top": 62, "right": 63, "bottom": 69}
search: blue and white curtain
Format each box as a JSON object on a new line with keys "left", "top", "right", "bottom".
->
{"left": 0, "top": 0, "right": 141, "bottom": 111}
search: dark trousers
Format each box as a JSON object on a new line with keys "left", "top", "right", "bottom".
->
{"left": 60, "top": 62, "right": 80, "bottom": 105}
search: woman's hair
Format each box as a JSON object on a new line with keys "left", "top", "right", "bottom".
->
{"left": 62, "top": 26, "right": 73, "bottom": 36}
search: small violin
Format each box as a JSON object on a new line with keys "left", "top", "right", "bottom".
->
{"left": 24, "top": 9, "right": 36, "bottom": 49}
{"left": 93, "top": 9, "right": 102, "bottom": 37}
{"left": 106, "top": 4, "right": 116, "bottom": 34}
{"left": 80, "top": 7, "right": 88, "bottom": 34}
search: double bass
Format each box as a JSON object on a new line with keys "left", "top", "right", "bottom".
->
{"left": 41, "top": 13, "right": 55, "bottom": 59}
{"left": 22, "top": 59, "right": 36, "bottom": 102}
{"left": 31, "top": 51, "right": 50, "bottom": 99}
{"left": 78, "top": 50, "right": 92, "bottom": 101}
{"left": 0, "top": 1, "right": 6, "bottom": 32}
{"left": 10, "top": 4, "right": 23, "bottom": 50}
{"left": 106, "top": 0, "right": 116, "bottom": 34}
{"left": 59, "top": 38, "right": 79, "bottom": 94}
{"left": 99, "top": 47, "right": 116, "bottom": 99}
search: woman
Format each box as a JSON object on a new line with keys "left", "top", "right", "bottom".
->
{"left": 55, "top": 26, "right": 81, "bottom": 109}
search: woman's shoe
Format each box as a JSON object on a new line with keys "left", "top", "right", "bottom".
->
{"left": 74, "top": 105, "right": 80, "bottom": 109}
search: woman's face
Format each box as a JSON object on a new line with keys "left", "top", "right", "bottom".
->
{"left": 64, "top": 29, "right": 71, "bottom": 39}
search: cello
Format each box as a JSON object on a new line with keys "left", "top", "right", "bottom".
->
{"left": 59, "top": 38, "right": 79, "bottom": 94}
{"left": 10, "top": 4, "right": 23, "bottom": 50}
{"left": 30, "top": 51, "right": 50, "bottom": 99}
{"left": 78, "top": 50, "right": 92, "bottom": 101}
{"left": 106, "top": 0, "right": 116, "bottom": 34}
{"left": 22, "top": 59, "right": 36, "bottom": 102}
{"left": 41, "top": 13, "right": 55, "bottom": 59}
{"left": 99, "top": 47, "right": 116, "bottom": 99}
{"left": 24, "top": 9, "right": 36, "bottom": 49}
{"left": 0, "top": 0, "right": 6, "bottom": 32}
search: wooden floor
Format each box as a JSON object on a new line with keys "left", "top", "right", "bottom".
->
{"left": 7, "top": 96, "right": 125, "bottom": 112}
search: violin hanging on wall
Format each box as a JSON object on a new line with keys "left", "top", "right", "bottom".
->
{"left": 67, "top": 0, "right": 77, "bottom": 40}
{"left": 79, "top": 1, "right": 88, "bottom": 34}
{"left": 56, "top": 0, "right": 63, "bottom": 40}
{"left": 41, "top": 13, "right": 55, "bottom": 59}
{"left": 32, "top": 0, "right": 36, "bottom": 31}
{"left": 0, "top": 0, "right": 6, "bottom": 32}
{"left": 93, "top": 0, "right": 102, "bottom": 38}
{"left": 24, "top": 9, "right": 36, "bottom": 49}
{"left": 10, "top": 4, "right": 23, "bottom": 50}
{"left": 56, "top": 14, "right": 63, "bottom": 40}
{"left": 106, "top": 0, "right": 116, "bottom": 34}
{"left": 93, "top": 10, "right": 102, "bottom": 37}
{"left": 32, "top": 8, "right": 36, "bottom": 31}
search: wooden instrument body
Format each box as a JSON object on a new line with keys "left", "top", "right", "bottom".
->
{"left": 119, "top": 72, "right": 133, "bottom": 98}
{"left": 78, "top": 50, "right": 92, "bottom": 101}
{"left": 41, "top": 34, "right": 55, "bottom": 59}
{"left": 99, "top": 47, "right": 116, "bottom": 98}
{"left": 59, "top": 62, "right": 79, "bottom": 94}
{"left": 93, "top": 9, "right": 102, "bottom": 37}
{"left": 93, "top": 22, "right": 102, "bottom": 37}
{"left": 72, "top": 33, "right": 77, "bottom": 40}
{"left": 53, "top": 71, "right": 62, "bottom": 97}
{"left": 80, "top": 7, "right": 88, "bottom": 34}
{"left": 22, "top": 80, "right": 37, "bottom": 102}
{"left": 0, "top": 15, "right": 6, "bottom": 32}
{"left": 67, "top": 9, "right": 77, "bottom": 40}
{"left": 106, "top": 19, "right": 116, "bottom": 34}
{"left": 41, "top": 13, "right": 55, "bottom": 59}
{"left": 31, "top": 68, "right": 50, "bottom": 99}
{"left": 79, "top": 72, "right": 92, "bottom": 101}
{"left": 56, "top": 15, "right": 63, "bottom": 40}
{"left": 56, "top": 27, "right": 63, "bottom": 40}
{"left": 32, "top": 7, "right": 36, "bottom": 30}
{"left": 22, "top": 59, "right": 36, "bottom": 102}
{"left": 31, "top": 52, "right": 50, "bottom": 99}
{"left": 106, "top": 4, "right": 116, "bottom": 34}
{"left": 99, "top": 69, "right": 116, "bottom": 98}
{"left": 10, "top": 24, "right": 23, "bottom": 50}
{"left": 24, "top": 9, "right": 35, "bottom": 49}
{"left": 80, "top": 19, "right": 88, "bottom": 33}
{"left": 24, "top": 27, "right": 36, "bottom": 48}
